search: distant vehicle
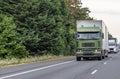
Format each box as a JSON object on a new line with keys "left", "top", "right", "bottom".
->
{"left": 108, "top": 38, "right": 118, "bottom": 53}
{"left": 117, "top": 44, "right": 120, "bottom": 52}
{"left": 76, "top": 20, "right": 109, "bottom": 61}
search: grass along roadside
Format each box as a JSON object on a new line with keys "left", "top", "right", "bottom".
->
{"left": 0, "top": 55, "right": 73, "bottom": 67}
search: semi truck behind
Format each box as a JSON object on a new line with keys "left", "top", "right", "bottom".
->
{"left": 108, "top": 38, "right": 118, "bottom": 53}
{"left": 76, "top": 20, "right": 108, "bottom": 61}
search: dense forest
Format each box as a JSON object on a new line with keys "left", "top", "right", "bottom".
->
{"left": 0, "top": 0, "right": 92, "bottom": 58}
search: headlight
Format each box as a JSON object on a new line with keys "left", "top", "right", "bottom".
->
{"left": 95, "top": 49, "right": 98, "bottom": 52}
{"left": 76, "top": 50, "right": 82, "bottom": 54}
{"left": 95, "top": 49, "right": 100, "bottom": 53}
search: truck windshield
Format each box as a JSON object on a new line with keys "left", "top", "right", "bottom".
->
{"left": 77, "top": 32, "right": 100, "bottom": 39}
{"left": 109, "top": 43, "right": 116, "bottom": 46}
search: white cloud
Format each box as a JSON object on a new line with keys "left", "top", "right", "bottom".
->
{"left": 82, "top": 0, "right": 120, "bottom": 12}
{"left": 81, "top": 0, "right": 120, "bottom": 42}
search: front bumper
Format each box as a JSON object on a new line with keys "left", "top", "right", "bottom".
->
{"left": 76, "top": 53, "right": 102, "bottom": 58}
{"left": 108, "top": 48, "right": 117, "bottom": 53}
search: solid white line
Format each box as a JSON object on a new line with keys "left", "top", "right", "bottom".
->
{"left": 110, "top": 58, "right": 112, "bottom": 60}
{"left": 104, "top": 62, "right": 107, "bottom": 65}
{"left": 91, "top": 70, "right": 98, "bottom": 75}
{"left": 0, "top": 61, "right": 74, "bottom": 79}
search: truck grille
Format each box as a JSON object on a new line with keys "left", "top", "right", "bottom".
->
{"left": 82, "top": 43, "right": 95, "bottom": 47}
{"left": 110, "top": 48, "right": 113, "bottom": 50}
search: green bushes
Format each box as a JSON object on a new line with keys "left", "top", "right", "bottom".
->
{"left": 0, "top": 0, "right": 91, "bottom": 58}
{"left": 0, "top": 14, "right": 28, "bottom": 58}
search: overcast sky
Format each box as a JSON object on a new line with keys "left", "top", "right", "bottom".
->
{"left": 82, "top": 0, "right": 120, "bottom": 42}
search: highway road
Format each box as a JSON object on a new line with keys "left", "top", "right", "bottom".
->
{"left": 0, "top": 53, "right": 120, "bottom": 79}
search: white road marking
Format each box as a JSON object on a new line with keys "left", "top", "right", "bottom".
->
{"left": 91, "top": 70, "right": 98, "bottom": 75}
{"left": 110, "top": 58, "right": 112, "bottom": 60}
{"left": 0, "top": 61, "right": 74, "bottom": 79}
{"left": 104, "top": 62, "right": 107, "bottom": 65}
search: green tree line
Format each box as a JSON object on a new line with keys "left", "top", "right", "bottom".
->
{"left": 0, "top": 0, "right": 92, "bottom": 58}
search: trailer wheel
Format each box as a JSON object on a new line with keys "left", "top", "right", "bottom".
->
{"left": 76, "top": 57, "right": 81, "bottom": 61}
{"left": 105, "top": 55, "right": 108, "bottom": 57}
{"left": 102, "top": 55, "right": 105, "bottom": 59}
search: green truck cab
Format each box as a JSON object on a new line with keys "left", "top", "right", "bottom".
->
{"left": 76, "top": 20, "right": 108, "bottom": 61}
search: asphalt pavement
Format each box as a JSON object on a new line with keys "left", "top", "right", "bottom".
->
{"left": 0, "top": 52, "right": 120, "bottom": 79}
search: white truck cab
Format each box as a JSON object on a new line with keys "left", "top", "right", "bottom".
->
{"left": 108, "top": 38, "right": 118, "bottom": 53}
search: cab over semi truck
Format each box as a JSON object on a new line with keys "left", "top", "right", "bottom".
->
{"left": 108, "top": 38, "right": 118, "bottom": 53}
{"left": 76, "top": 20, "right": 109, "bottom": 61}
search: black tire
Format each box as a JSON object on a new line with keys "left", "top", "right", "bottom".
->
{"left": 105, "top": 55, "right": 108, "bottom": 57}
{"left": 98, "top": 56, "right": 102, "bottom": 61}
{"left": 76, "top": 57, "right": 81, "bottom": 61}
{"left": 102, "top": 56, "right": 105, "bottom": 59}
{"left": 114, "top": 52, "right": 117, "bottom": 54}
{"left": 83, "top": 57, "right": 89, "bottom": 60}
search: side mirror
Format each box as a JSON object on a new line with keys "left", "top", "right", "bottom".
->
{"left": 102, "top": 33, "right": 104, "bottom": 38}
{"left": 74, "top": 32, "right": 77, "bottom": 39}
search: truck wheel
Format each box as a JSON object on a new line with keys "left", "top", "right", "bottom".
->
{"left": 76, "top": 57, "right": 81, "bottom": 61}
{"left": 102, "top": 55, "right": 105, "bottom": 59}
{"left": 98, "top": 56, "right": 102, "bottom": 61}
{"left": 114, "top": 52, "right": 117, "bottom": 54}
{"left": 83, "top": 57, "right": 88, "bottom": 60}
